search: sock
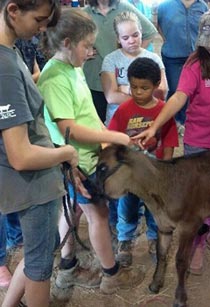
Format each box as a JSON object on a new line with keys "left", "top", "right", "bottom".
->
{"left": 59, "top": 256, "right": 78, "bottom": 270}
{"left": 102, "top": 261, "right": 120, "bottom": 276}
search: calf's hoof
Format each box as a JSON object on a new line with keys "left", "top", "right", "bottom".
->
{"left": 149, "top": 281, "right": 161, "bottom": 294}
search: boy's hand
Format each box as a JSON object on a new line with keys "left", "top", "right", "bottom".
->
{"left": 118, "top": 84, "right": 130, "bottom": 95}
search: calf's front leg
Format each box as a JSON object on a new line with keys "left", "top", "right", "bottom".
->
{"left": 149, "top": 230, "right": 172, "bottom": 293}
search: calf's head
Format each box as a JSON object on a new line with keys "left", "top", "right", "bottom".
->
{"left": 96, "top": 144, "right": 133, "bottom": 199}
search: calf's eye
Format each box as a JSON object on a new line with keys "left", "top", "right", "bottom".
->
{"left": 97, "top": 163, "right": 108, "bottom": 176}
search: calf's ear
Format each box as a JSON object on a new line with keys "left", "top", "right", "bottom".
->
{"left": 116, "top": 145, "right": 130, "bottom": 162}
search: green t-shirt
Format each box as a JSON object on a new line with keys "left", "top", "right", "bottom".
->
{"left": 38, "top": 59, "right": 102, "bottom": 175}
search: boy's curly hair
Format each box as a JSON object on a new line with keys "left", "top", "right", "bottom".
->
{"left": 127, "top": 57, "right": 161, "bottom": 85}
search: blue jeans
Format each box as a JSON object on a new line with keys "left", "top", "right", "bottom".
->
{"left": 162, "top": 54, "right": 188, "bottom": 125}
{"left": 0, "top": 213, "right": 6, "bottom": 266}
{"left": 116, "top": 193, "right": 158, "bottom": 242}
{"left": 6, "top": 213, "right": 23, "bottom": 248}
{"left": 108, "top": 199, "right": 119, "bottom": 228}
{"left": 0, "top": 212, "right": 23, "bottom": 265}
{"left": 105, "top": 104, "right": 118, "bottom": 127}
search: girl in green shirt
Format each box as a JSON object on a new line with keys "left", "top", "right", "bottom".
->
{"left": 38, "top": 8, "right": 144, "bottom": 295}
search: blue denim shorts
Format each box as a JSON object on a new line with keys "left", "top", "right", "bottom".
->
{"left": 184, "top": 144, "right": 208, "bottom": 155}
{"left": 18, "top": 199, "right": 61, "bottom": 281}
{"left": 68, "top": 172, "right": 95, "bottom": 204}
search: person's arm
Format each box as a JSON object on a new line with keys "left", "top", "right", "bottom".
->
{"left": 156, "top": 2, "right": 165, "bottom": 42}
{"left": 2, "top": 124, "right": 78, "bottom": 171}
{"left": 101, "top": 71, "right": 131, "bottom": 104}
{"left": 151, "top": 2, "right": 158, "bottom": 29}
{"left": 56, "top": 118, "right": 130, "bottom": 146}
{"left": 32, "top": 58, "right": 41, "bottom": 83}
{"left": 141, "top": 38, "right": 153, "bottom": 49}
{"left": 154, "top": 69, "right": 168, "bottom": 100}
{"left": 157, "top": 24, "right": 165, "bottom": 42}
{"left": 131, "top": 91, "right": 188, "bottom": 146}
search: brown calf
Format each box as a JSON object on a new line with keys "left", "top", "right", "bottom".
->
{"left": 95, "top": 144, "right": 210, "bottom": 307}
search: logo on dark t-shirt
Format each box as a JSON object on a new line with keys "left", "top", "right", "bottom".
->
{"left": 0, "top": 104, "right": 16, "bottom": 120}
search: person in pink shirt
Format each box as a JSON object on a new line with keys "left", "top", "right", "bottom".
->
{"left": 132, "top": 11, "right": 210, "bottom": 275}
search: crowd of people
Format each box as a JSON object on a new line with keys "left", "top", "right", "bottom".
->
{"left": 0, "top": 1, "right": 210, "bottom": 306}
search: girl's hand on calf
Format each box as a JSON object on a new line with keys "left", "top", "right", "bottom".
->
{"left": 116, "top": 133, "right": 131, "bottom": 146}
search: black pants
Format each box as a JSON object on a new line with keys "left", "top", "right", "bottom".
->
{"left": 90, "top": 90, "right": 107, "bottom": 124}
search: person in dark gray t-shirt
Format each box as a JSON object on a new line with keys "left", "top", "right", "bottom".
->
{"left": 0, "top": 1, "right": 82, "bottom": 306}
